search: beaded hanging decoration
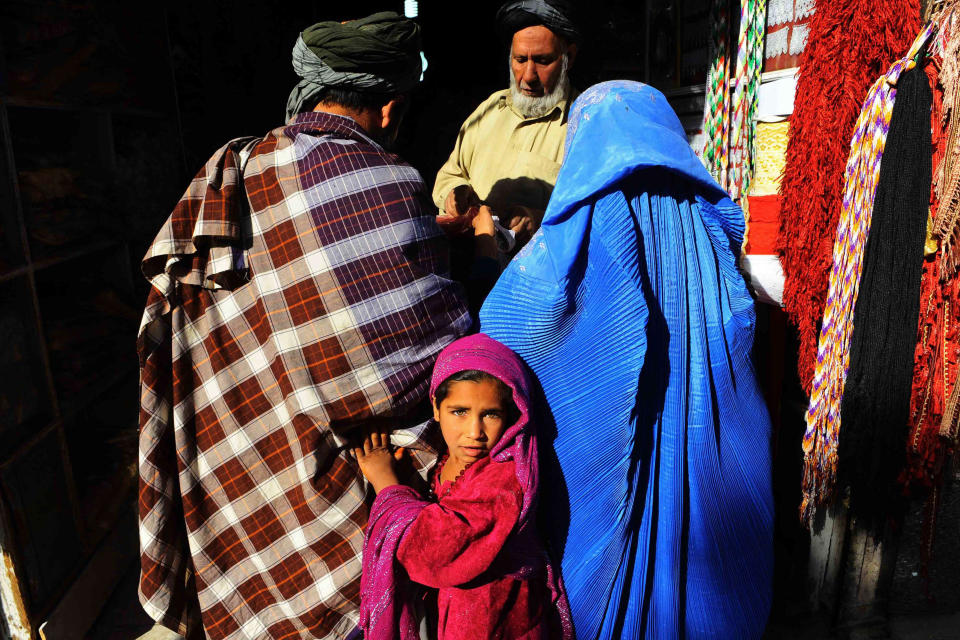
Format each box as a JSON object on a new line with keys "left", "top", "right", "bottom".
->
{"left": 700, "top": 0, "right": 767, "bottom": 200}
{"left": 702, "top": 0, "right": 731, "bottom": 176}
{"left": 727, "top": 0, "right": 768, "bottom": 199}
{"left": 799, "top": 24, "right": 936, "bottom": 525}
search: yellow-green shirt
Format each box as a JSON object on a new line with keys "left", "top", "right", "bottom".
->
{"left": 432, "top": 89, "right": 573, "bottom": 215}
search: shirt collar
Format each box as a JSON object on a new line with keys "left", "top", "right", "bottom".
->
{"left": 285, "top": 110, "right": 382, "bottom": 148}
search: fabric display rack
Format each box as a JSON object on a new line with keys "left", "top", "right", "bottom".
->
{"left": 698, "top": 0, "right": 808, "bottom": 306}
{"left": 660, "top": 0, "right": 808, "bottom": 305}
{"left": 693, "top": 0, "right": 960, "bottom": 625}
{"left": 0, "top": 3, "right": 182, "bottom": 638}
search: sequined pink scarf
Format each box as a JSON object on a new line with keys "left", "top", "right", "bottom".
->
{"left": 359, "top": 333, "right": 573, "bottom": 639}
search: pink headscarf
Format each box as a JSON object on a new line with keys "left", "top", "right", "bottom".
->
{"left": 428, "top": 333, "right": 539, "bottom": 522}
{"left": 359, "top": 333, "right": 572, "bottom": 639}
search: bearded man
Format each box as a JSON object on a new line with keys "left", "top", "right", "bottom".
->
{"left": 432, "top": 0, "right": 580, "bottom": 245}
{"left": 136, "top": 12, "right": 472, "bottom": 640}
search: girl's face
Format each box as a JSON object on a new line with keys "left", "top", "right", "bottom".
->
{"left": 434, "top": 379, "right": 510, "bottom": 468}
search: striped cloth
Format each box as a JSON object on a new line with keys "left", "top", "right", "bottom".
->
{"left": 700, "top": 0, "right": 766, "bottom": 199}
{"left": 137, "top": 111, "right": 471, "bottom": 639}
{"left": 800, "top": 25, "right": 935, "bottom": 524}
{"left": 726, "top": 0, "right": 766, "bottom": 200}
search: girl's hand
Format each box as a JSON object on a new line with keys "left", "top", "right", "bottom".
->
{"left": 472, "top": 205, "right": 498, "bottom": 260}
{"left": 353, "top": 429, "right": 403, "bottom": 494}
{"left": 472, "top": 205, "right": 496, "bottom": 237}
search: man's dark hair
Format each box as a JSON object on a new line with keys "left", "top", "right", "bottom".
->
{"left": 433, "top": 369, "right": 520, "bottom": 426}
{"left": 307, "top": 87, "right": 397, "bottom": 112}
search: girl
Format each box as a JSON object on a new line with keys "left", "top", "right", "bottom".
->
{"left": 354, "top": 333, "right": 572, "bottom": 640}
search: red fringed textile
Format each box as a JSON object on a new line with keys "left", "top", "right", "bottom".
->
{"left": 777, "top": 0, "right": 921, "bottom": 391}
{"left": 904, "top": 60, "right": 959, "bottom": 494}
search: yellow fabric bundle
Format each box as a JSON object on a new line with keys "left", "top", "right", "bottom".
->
{"left": 751, "top": 121, "right": 790, "bottom": 196}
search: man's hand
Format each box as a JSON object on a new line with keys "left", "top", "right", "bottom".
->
{"left": 353, "top": 429, "right": 403, "bottom": 494}
{"left": 444, "top": 184, "right": 481, "bottom": 217}
{"left": 503, "top": 205, "right": 544, "bottom": 247}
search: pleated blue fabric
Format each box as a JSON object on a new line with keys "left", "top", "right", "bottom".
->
{"left": 479, "top": 81, "right": 773, "bottom": 639}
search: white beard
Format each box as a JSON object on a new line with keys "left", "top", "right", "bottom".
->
{"left": 509, "top": 53, "right": 570, "bottom": 119}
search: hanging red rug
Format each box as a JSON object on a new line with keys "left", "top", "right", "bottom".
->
{"left": 905, "top": 57, "right": 960, "bottom": 495}
{"left": 777, "top": 0, "right": 921, "bottom": 391}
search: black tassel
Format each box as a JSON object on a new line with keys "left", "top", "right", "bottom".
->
{"left": 837, "top": 63, "right": 932, "bottom": 531}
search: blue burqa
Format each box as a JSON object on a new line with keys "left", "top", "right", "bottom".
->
{"left": 479, "top": 81, "right": 773, "bottom": 639}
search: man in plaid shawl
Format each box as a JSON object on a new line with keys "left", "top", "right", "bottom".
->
{"left": 137, "top": 13, "right": 470, "bottom": 640}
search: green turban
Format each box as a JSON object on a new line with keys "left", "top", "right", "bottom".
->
{"left": 286, "top": 11, "right": 423, "bottom": 121}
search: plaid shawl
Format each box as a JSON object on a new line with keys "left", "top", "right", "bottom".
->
{"left": 137, "top": 111, "right": 471, "bottom": 639}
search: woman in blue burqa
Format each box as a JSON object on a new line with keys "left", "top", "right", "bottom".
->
{"left": 479, "top": 81, "right": 774, "bottom": 638}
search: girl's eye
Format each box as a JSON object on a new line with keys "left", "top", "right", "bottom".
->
{"left": 451, "top": 408, "right": 468, "bottom": 416}
{"left": 483, "top": 412, "right": 503, "bottom": 422}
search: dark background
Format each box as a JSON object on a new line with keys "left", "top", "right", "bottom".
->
{"left": 0, "top": 2, "right": 654, "bottom": 634}
{"left": 159, "top": 0, "right": 647, "bottom": 195}
{"left": 7, "top": 2, "right": 955, "bottom": 638}
{"left": 1, "top": 0, "right": 681, "bottom": 215}
{"left": 0, "top": 0, "right": 647, "bottom": 196}
{"left": 0, "top": 1, "right": 853, "bottom": 636}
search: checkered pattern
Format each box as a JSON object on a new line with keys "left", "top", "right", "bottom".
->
{"left": 137, "top": 112, "right": 471, "bottom": 639}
